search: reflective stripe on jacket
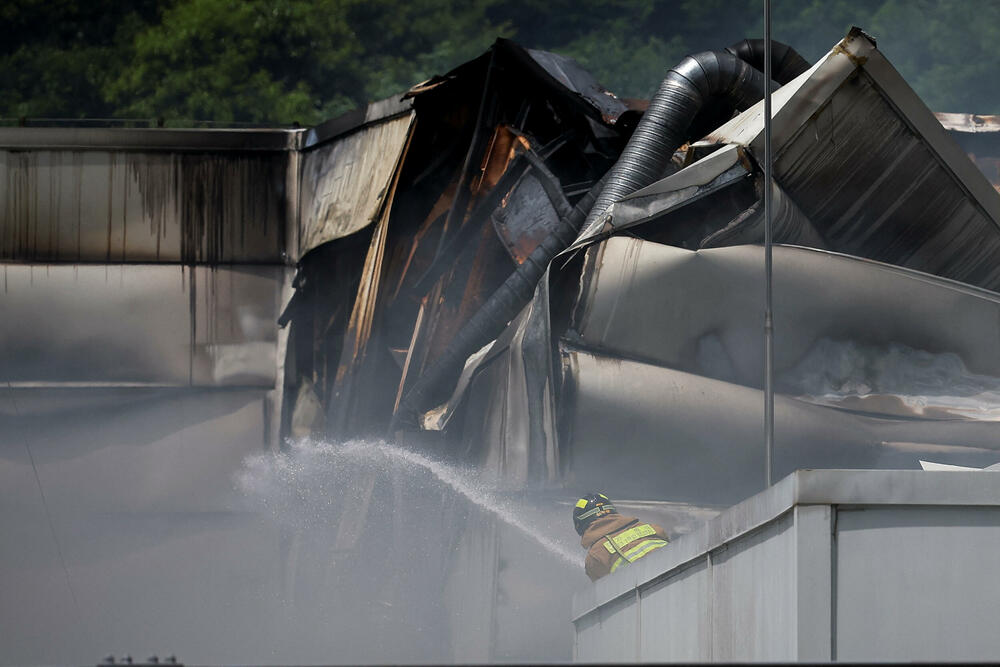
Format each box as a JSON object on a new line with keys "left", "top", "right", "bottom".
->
{"left": 580, "top": 514, "right": 669, "bottom": 581}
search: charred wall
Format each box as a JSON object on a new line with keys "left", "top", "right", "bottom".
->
{"left": 278, "top": 40, "right": 636, "bottom": 446}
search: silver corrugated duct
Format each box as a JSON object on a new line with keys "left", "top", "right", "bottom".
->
{"left": 583, "top": 42, "right": 809, "bottom": 230}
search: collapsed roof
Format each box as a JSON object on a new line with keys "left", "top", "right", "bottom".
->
{"left": 3, "top": 26, "right": 1000, "bottom": 664}
{"left": 278, "top": 28, "right": 1000, "bottom": 503}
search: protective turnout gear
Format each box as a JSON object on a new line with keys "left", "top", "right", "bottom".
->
{"left": 575, "top": 494, "right": 669, "bottom": 581}
{"left": 573, "top": 493, "right": 617, "bottom": 536}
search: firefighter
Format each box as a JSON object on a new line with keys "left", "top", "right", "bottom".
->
{"left": 573, "top": 492, "right": 670, "bottom": 581}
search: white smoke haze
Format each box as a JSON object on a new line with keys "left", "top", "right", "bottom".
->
{"left": 780, "top": 339, "right": 1000, "bottom": 420}
{"left": 232, "top": 437, "right": 586, "bottom": 663}
{"left": 10, "top": 341, "right": 996, "bottom": 664}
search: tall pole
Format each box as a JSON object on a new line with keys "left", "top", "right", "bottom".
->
{"left": 763, "top": 0, "right": 775, "bottom": 487}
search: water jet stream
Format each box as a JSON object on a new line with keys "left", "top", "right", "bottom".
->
{"left": 238, "top": 438, "right": 582, "bottom": 567}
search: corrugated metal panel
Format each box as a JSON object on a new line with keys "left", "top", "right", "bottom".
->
{"left": 639, "top": 559, "right": 711, "bottom": 661}
{"left": 573, "top": 594, "right": 637, "bottom": 662}
{"left": 774, "top": 68, "right": 1000, "bottom": 290}
{"left": 493, "top": 171, "right": 567, "bottom": 263}
{"left": 0, "top": 150, "right": 287, "bottom": 263}
{"left": 835, "top": 506, "right": 1000, "bottom": 661}
{"left": 323, "top": 125, "right": 413, "bottom": 433}
{"left": 298, "top": 112, "right": 414, "bottom": 255}
{"left": 710, "top": 513, "right": 796, "bottom": 661}
{"left": 1, "top": 264, "right": 281, "bottom": 386}
{"left": 595, "top": 28, "right": 1000, "bottom": 291}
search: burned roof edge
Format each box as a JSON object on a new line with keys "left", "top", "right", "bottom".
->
{"left": 0, "top": 125, "right": 305, "bottom": 152}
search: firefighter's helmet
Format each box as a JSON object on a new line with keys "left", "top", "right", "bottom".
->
{"left": 573, "top": 492, "right": 617, "bottom": 535}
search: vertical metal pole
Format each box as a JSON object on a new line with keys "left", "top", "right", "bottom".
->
{"left": 763, "top": 0, "right": 775, "bottom": 487}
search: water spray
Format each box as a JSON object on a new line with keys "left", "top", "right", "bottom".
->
{"left": 238, "top": 438, "right": 583, "bottom": 567}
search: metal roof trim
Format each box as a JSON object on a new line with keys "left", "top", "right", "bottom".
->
{"left": 624, "top": 143, "right": 745, "bottom": 200}
{"left": 301, "top": 95, "right": 414, "bottom": 151}
{"left": 0, "top": 96, "right": 414, "bottom": 153}
{"left": 0, "top": 126, "right": 304, "bottom": 152}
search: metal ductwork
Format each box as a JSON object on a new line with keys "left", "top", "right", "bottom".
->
{"left": 584, "top": 44, "right": 808, "bottom": 230}
{"left": 725, "top": 39, "right": 811, "bottom": 85}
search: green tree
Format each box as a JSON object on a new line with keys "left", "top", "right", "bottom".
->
{"left": 105, "top": 0, "right": 509, "bottom": 125}
{"left": 0, "top": 0, "right": 159, "bottom": 118}
{"left": 3, "top": 0, "right": 1000, "bottom": 124}
{"left": 866, "top": 0, "right": 1000, "bottom": 113}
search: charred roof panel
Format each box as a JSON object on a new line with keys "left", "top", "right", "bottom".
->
{"left": 773, "top": 66, "right": 1000, "bottom": 290}
{"left": 297, "top": 111, "right": 414, "bottom": 256}
{"left": 525, "top": 48, "right": 628, "bottom": 123}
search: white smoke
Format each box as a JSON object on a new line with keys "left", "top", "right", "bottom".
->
{"left": 779, "top": 339, "right": 1000, "bottom": 420}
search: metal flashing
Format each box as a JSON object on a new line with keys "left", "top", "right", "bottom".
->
{"left": 0, "top": 126, "right": 303, "bottom": 152}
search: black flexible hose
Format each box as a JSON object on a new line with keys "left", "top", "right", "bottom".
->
{"left": 687, "top": 40, "right": 812, "bottom": 150}
{"left": 583, "top": 50, "right": 777, "bottom": 231}
{"left": 725, "top": 39, "right": 811, "bottom": 85}
{"left": 393, "top": 171, "right": 608, "bottom": 426}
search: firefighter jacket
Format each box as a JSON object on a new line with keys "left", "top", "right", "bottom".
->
{"left": 580, "top": 514, "right": 669, "bottom": 581}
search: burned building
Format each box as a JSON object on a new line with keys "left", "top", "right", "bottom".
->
{"left": 278, "top": 40, "right": 638, "bottom": 447}
{"left": 3, "top": 26, "right": 1000, "bottom": 664}
{"left": 281, "top": 28, "right": 1000, "bottom": 502}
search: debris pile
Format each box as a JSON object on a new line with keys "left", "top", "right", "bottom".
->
{"left": 280, "top": 29, "right": 1000, "bottom": 503}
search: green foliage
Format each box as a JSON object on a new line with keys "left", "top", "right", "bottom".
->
{"left": 0, "top": 0, "right": 159, "bottom": 118}
{"left": 3, "top": 0, "right": 999, "bottom": 124}
{"left": 101, "top": 0, "right": 510, "bottom": 124}
{"left": 105, "top": 0, "right": 361, "bottom": 124}
{"left": 560, "top": 31, "right": 687, "bottom": 100}
{"left": 867, "top": 0, "right": 1000, "bottom": 112}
